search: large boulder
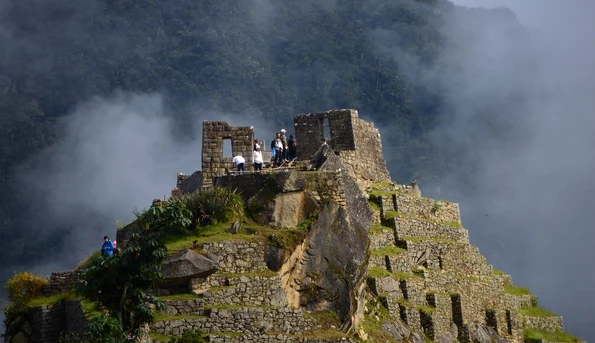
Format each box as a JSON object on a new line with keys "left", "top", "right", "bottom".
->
{"left": 161, "top": 249, "right": 218, "bottom": 281}
{"left": 249, "top": 190, "right": 319, "bottom": 228}
{"left": 280, "top": 155, "right": 373, "bottom": 333}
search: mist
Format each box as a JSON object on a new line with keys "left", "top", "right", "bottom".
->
{"left": 418, "top": 0, "right": 595, "bottom": 340}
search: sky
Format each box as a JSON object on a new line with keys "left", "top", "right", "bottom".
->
{"left": 436, "top": 0, "right": 595, "bottom": 340}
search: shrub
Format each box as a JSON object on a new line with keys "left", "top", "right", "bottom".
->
{"left": 4, "top": 272, "right": 48, "bottom": 314}
{"left": 135, "top": 200, "right": 193, "bottom": 237}
{"left": 180, "top": 187, "right": 245, "bottom": 226}
{"left": 169, "top": 329, "right": 208, "bottom": 343}
{"left": 88, "top": 314, "right": 126, "bottom": 343}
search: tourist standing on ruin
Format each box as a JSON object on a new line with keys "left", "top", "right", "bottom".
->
{"left": 288, "top": 134, "right": 297, "bottom": 160}
{"left": 232, "top": 153, "right": 246, "bottom": 172}
{"left": 101, "top": 236, "right": 115, "bottom": 257}
{"left": 273, "top": 132, "right": 284, "bottom": 167}
{"left": 280, "top": 129, "right": 289, "bottom": 161}
{"left": 253, "top": 144, "right": 263, "bottom": 171}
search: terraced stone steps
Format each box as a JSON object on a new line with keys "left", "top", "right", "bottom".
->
{"left": 383, "top": 215, "right": 469, "bottom": 243}
{"left": 152, "top": 306, "right": 318, "bottom": 336}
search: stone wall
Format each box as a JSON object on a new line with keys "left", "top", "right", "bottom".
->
{"left": 198, "top": 241, "right": 270, "bottom": 273}
{"left": 201, "top": 121, "right": 254, "bottom": 185}
{"left": 26, "top": 299, "right": 89, "bottom": 343}
{"left": 151, "top": 307, "right": 318, "bottom": 336}
{"left": 42, "top": 271, "right": 84, "bottom": 296}
{"left": 293, "top": 109, "right": 390, "bottom": 183}
{"left": 521, "top": 316, "right": 564, "bottom": 332}
{"left": 393, "top": 194, "right": 462, "bottom": 224}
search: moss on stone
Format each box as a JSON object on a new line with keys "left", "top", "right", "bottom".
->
{"left": 493, "top": 268, "right": 506, "bottom": 275}
{"left": 303, "top": 310, "right": 341, "bottom": 328}
{"left": 359, "top": 300, "right": 400, "bottom": 343}
{"left": 369, "top": 267, "right": 422, "bottom": 280}
{"left": 157, "top": 293, "right": 203, "bottom": 301}
{"left": 27, "top": 292, "right": 74, "bottom": 307}
{"left": 369, "top": 224, "right": 392, "bottom": 234}
{"left": 524, "top": 329, "right": 582, "bottom": 343}
{"left": 371, "top": 245, "right": 406, "bottom": 257}
{"left": 518, "top": 306, "right": 557, "bottom": 317}
{"left": 397, "top": 298, "right": 413, "bottom": 307}
{"left": 417, "top": 305, "right": 435, "bottom": 315}
{"left": 400, "top": 236, "right": 463, "bottom": 244}
{"left": 504, "top": 284, "right": 533, "bottom": 296}
{"left": 368, "top": 200, "right": 381, "bottom": 212}
{"left": 154, "top": 313, "right": 207, "bottom": 321}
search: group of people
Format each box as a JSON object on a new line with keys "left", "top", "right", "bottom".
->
{"left": 231, "top": 128, "right": 297, "bottom": 172}
{"left": 270, "top": 128, "right": 297, "bottom": 167}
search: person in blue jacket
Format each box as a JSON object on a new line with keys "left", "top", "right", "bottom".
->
{"left": 101, "top": 236, "right": 115, "bottom": 256}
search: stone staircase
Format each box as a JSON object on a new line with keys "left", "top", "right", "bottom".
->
{"left": 367, "top": 189, "right": 567, "bottom": 343}
{"left": 150, "top": 240, "right": 351, "bottom": 342}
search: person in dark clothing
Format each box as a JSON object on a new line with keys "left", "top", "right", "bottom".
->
{"left": 288, "top": 134, "right": 297, "bottom": 160}
{"left": 102, "top": 236, "right": 115, "bottom": 256}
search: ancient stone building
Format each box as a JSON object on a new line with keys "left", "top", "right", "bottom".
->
{"left": 294, "top": 109, "right": 391, "bottom": 183}
{"left": 201, "top": 121, "right": 255, "bottom": 186}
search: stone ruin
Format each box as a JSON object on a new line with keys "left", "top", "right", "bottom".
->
{"left": 173, "top": 109, "right": 391, "bottom": 195}
{"left": 5, "top": 109, "right": 584, "bottom": 343}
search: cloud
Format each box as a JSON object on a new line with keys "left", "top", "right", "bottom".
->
{"left": 424, "top": 0, "right": 595, "bottom": 340}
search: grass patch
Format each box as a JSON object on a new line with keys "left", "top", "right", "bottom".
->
{"left": 80, "top": 298, "right": 102, "bottom": 319}
{"left": 397, "top": 298, "right": 413, "bottom": 307}
{"left": 493, "top": 268, "right": 506, "bottom": 275}
{"left": 157, "top": 293, "right": 203, "bottom": 301}
{"left": 359, "top": 301, "right": 400, "bottom": 343}
{"left": 303, "top": 310, "right": 341, "bottom": 328}
{"left": 369, "top": 224, "right": 393, "bottom": 234}
{"left": 383, "top": 211, "right": 462, "bottom": 228}
{"left": 369, "top": 267, "right": 422, "bottom": 280}
{"left": 28, "top": 292, "right": 76, "bottom": 307}
{"left": 371, "top": 245, "right": 406, "bottom": 257}
{"left": 518, "top": 306, "right": 557, "bottom": 317}
{"left": 368, "top": 200, "right": 381, "bottom": 212}
{"left": 154, "top": 313, "right": 207, "bottom": 321}
{"left": 504, "top": 284, "right": 533, "bottom": 296}
{"left": 76, "top": 251, "right": 102, "bottom": 270}
{"left": 400, "top": 236, "right": 462, "bottom": 244}
{"left": 150, "top": 333, "right": 171, "bottom": 342}
{"left": 418, "top": 305, "right": 435, "bottom": 315}
{"left": 524, "top": 329, "right": 582, "bottom": 343}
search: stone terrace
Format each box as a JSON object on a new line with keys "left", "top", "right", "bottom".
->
{"left": 366, "top": 184, "right": 567, "bottom": 343}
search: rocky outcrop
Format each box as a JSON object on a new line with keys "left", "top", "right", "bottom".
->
{"left": 281, "top": 145, "right": 373, "bottom": 333}
{"left": 161, "top": 249, "right": 218, "bottom": 281}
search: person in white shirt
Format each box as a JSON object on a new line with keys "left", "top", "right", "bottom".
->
{"left": 253, "top": 145, "right": 263, "bottom": 171}
{"left": 274, "top": 133, "right": 284, "bottom": 167}
{"left": 232, "top": 153, "right": 246, "bottom": 172}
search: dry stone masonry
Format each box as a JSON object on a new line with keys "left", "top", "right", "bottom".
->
{"left": 6, "top": 109, "right": 584, "bottom": 343}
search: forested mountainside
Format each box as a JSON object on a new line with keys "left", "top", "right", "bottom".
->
{"left": 0, "top": 0, "right": 525, "bottom": 305}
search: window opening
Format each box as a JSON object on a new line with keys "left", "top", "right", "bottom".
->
{"left": 223, "top": 138, "right": 233, "bottom": 157}
{"left": 323, "top": 117, "right": 331, "bottom": 142}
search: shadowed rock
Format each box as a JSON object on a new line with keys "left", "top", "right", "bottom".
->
{"left": 161, "top": 249, "right": 218, "bottom": 280}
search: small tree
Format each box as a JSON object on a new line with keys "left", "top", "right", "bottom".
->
{"left": 78, "top": 230, "right": 167, "bottom": 337}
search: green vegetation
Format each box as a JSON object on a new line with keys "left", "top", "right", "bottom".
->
{"left": 28, "top": 292, "right": 75, "bottom": 307}
{"left": 76, "top": 251, "right": 102, "bottom": 270}
{"left": 369, "top": 267, "right": 422, "bottom": 280}
{"left": 359, "top": 300, "right": 400, "bottom": 343}
{"left": 154, "top": 314, "right": 207, "bottom": 321}
{"left": 400, "top": 236, "right": 462, "bottom": 244}
{"left": 78, "top": 222, "right": 171, "bottom": 338}
{"left": 518, "top": 306, "right": 557, "bottom": 317}
{"left": 524, "top": 329, "right": 582, "bottom": 343}
{"left": 157, "top": 293, "right": 203, "bottom": 301}
{"left": 371, "top": 245, "right": 406, "bottom": 257}
{"left": 382, "top": 211, "right": 462, "bottom": 228}
{"left": 384, "top": 211, "right": 400, "bottom": 220}
{"left": 369, "top": 224, "right": 393, "bottom": 234}
{"left": 4, "top": 272, "right": 48, "bottom": 315}
{"left": 151, "top": 333, "right": 172, "bottom": 342}
{"left": 169, "top": 329, "right": 208, "bottom": 343}
{"left": 493, "top": 268, "right": 506, "bottom": 275}
{"left": 368, "top": 200, "right": 382, "bottom": 212}
{"left": 504, "top": 284, "right": 533, "bottom": 296}
{"left": 303, "top": 310, "right": 341, "bottom": 328}
{"left": 417, "top": 305, "right": 435, "bottom": 315}
{"left": 176, "top": 187, "right": 245, "bottom": 227}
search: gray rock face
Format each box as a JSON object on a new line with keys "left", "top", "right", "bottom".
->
{"left": 467, "top": 323, "right": 510, "bottom": 343}
{"left": 250, "top": 190, "right": 320, "bottom": 228}
{"left": 281, "top": 150, "right": 373, "bottom": 332}
{"left": 382, "top": 320, "right": 411, "bottom": 341}
{"left": 228, "top": 221, "right": 240, "bottom": 234}
{"left": 161, "top": 249, "right": 218, "bottom": 280}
